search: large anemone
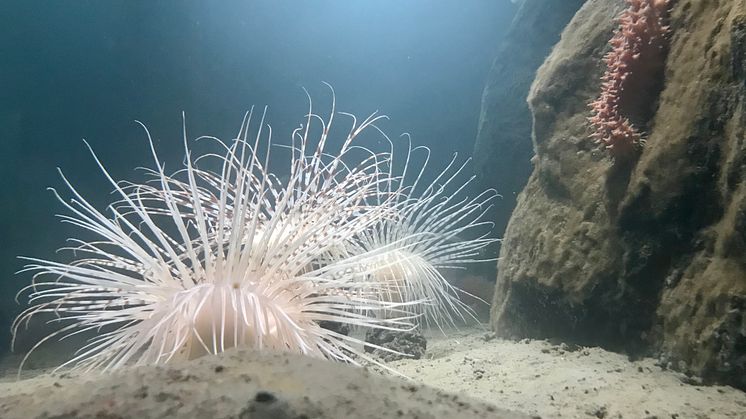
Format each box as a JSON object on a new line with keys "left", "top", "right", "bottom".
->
{"left": 13, "top": 92, "right": 421, "bottom": 373}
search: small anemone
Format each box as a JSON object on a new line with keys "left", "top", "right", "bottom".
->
{"left": 330, "top": 135, "right": 500, "bottom": 330}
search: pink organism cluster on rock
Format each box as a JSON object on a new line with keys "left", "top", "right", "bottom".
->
{"left": 589, "top": 0, "right": 671, "bottom": 160}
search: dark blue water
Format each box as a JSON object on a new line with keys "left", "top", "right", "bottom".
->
{"left": 0, "top": 0, "right": 517, "bottom": 354}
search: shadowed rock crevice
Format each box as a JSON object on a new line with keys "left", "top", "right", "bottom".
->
{"left": 472, "top": 0, "right": 586, "bottom": 238}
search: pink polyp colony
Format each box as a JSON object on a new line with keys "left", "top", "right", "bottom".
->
{"left": 589, "top": 0, "right": 671, "bottom": 159}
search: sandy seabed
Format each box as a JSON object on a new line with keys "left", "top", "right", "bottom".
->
{"left": 388, "top": 327, "right": 746, "bottom": 418}
{"left": 0, "top": 326, "right": 744, "bottom": 418}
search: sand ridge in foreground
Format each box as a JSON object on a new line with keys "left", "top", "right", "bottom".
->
{"left": 0, "top": 341, "right": 526, "bottom": 419}
{"left": 1, "top": 326, "right": 745, "bottom": 418}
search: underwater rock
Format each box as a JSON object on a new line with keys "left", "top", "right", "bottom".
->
{"left": 318, "top": 320, "right": 351, "bottom": 337}
{"left": 364, "top": 328, "right": 427, "bottom": 362}
{"left": 491, "top": 0, "right": 746, "bottom": 390}
{"left": 472, "top": 0, "right": 585, "bottom": 238}
{"left": 0, "top": 348, "right": 527, "bottom": 419}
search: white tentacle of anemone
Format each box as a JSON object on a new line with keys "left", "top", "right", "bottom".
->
{"left": 12, "top": 90, "right": 429, "bottom": 374}
{"left": 340, "top": 136, "right": 500, "bottom": 330}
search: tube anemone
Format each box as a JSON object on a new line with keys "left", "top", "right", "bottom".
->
{"left": 13, "top": 93, "right": 421, "bottom": 374}
{"left": 343, "top": 138, "right": 499, "bottom": 329}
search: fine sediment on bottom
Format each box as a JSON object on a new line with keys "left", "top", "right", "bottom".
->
{"left": 0, "top": 348, "right": 527, "bottom": 419}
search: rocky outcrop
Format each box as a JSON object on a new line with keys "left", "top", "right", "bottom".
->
{"left": 365, "top": 328, "right": 427, "bottom": 362}
{"left": 491, "top": 0, "right": 746, "bottom": 390}
{"left": 472, "top": 0, "right": 585, "bottom": 236}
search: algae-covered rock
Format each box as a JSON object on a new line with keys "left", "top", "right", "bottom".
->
{"left": 491, "top": 0, "right": 746, "bottom": 390}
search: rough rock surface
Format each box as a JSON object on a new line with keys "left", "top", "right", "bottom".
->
{"left": 0, "top": 348, "right": 527, "bottom": 419}
{"left": 491, "top": 0, "right": 746, "bottom": 391}
{"left": 472, "top": 0, "right": 585, "bottom": 236}
{"left": 365, "top": 328, "right": 427, "bottom": 362}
